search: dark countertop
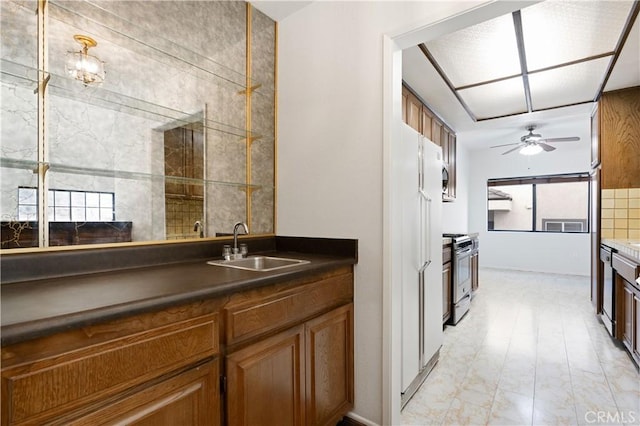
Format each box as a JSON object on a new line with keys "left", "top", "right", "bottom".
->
{"left": 1, "top": 237, "right": 357, "bottom": 346}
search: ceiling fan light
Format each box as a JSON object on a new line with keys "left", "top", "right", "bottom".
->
{"left": 520, "top": 144, "right": 543, "bottom": 156}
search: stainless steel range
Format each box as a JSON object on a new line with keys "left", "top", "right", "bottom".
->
{"left": 444, "top": 234, "right": 472, "bottom": 324}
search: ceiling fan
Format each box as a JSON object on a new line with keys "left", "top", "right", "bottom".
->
{"left": 490, "top": 125, "right": 580, "bottom": 155}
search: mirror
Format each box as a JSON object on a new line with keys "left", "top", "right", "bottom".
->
{"left": 1, "top": 0, "right": 275, "bottom": 250}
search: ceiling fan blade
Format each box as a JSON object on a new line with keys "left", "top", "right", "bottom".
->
{"left": 541, "top": 136, "right": 580, "bottom": 143}
{"left": 538, "top": 142, "right": 556, "bottom": 152}
{"left": 490, "top": 142, "right": 521, "bottom": 148}
{"left": 502, "top": 145, "right": 523, "bottom": 155}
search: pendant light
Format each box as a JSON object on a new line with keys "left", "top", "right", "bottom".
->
{"left": 65, "top": 35, "right": 105, "bottom": 86}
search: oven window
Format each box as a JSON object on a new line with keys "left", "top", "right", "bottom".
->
{"left": 487, "top": 174, "right": 589, "bottom": 233}
{"left": 457, "top": 254, "right": 471, "bottom": 284}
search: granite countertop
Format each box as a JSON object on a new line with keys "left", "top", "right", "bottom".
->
{"left": 1, "top": 237, "right": 357, "bottom": 347}
{"left": 601, "top": 239, "right": 640, "bottom": 263}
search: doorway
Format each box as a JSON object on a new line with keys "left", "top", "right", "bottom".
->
{"left": 164, "top": 123, "right": 204, "bottom": 239}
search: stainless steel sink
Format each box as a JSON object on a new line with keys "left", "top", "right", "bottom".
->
{"left": 207, "top": 256, "right": 310, "bottom": 272}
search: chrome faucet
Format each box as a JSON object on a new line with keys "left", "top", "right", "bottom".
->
{"left": 232, "top": 222, "right": 249, "bottom": 257}
{"left": 193, "top": 220, "right": 204, "bottom": 238}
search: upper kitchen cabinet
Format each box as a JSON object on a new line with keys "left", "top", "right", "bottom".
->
{"left": 599, "top": 87, "right": 640, "bottom": 189}
{"left": 401, "top": 84, "right": 456, "bottom": 202}
{"left": 404, "top": 87, "right": 423, "bottom": 134}
{"left": 0, "top": 1, "right": 276, "bottom": 249}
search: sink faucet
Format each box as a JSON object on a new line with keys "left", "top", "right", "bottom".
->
{"left": 233, "top": 222, "right": 249, "bottom": 256}
{"left": 193, "top": 220, "right": 204, "bottom": 238}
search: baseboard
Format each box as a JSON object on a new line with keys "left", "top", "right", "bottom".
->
{"left": 339, "top": 412, "right": 379, "bottom": 426}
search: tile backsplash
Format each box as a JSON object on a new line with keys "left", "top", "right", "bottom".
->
{"left": 601, "top": 188, "right": 640, "bottom": 239}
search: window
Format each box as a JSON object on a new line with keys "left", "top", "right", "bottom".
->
{"left": 487, "top": 173, "right": 590, "bottom": 233}
{"left": 18, "top": 187, "right": 115, "bottom": 222}
{"left": 542, "top": 219, "right": 587, "bottom": 232}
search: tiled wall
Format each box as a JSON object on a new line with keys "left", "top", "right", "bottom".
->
{"left": 601, "top": 188, "right": 640, "bottom": 239}
{"left": 165, "top": 198, "right": 204, "bottom": 240}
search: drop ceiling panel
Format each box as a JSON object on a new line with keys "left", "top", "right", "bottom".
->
{"left": 529, "top": 57, "right": 611, "bottom": 110}
{"left": 458, "top": 77, "right": 527, "bottom": 119}
{"left": 425, "top": 13, "right": 520, "bottom": 87}
{"left": 404, "top": 1, "right": 638, "bottom": 126}
{"left": 606, "top": 17, "right": 640, "bottom": 91}
{"left": 521, "top": 1, "right": 635, "bottom": 71}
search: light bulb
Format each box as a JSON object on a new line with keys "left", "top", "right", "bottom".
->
{"left": 519, "top": 144, "right": 543, "bottom": 156}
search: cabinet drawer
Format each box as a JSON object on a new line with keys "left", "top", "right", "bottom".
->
{"left": 443, "top": 246, "right": 452, "bottom": 264}
{"left": 2, "top": 313, "right": 218, "bottom": 425}
{"left": 225, "top": 271, "right": 353, "bottom": 346}
{"left": 65, "top": 359, "right": 220, "bottom": 426}
{"left": 613, "top": 253, "right": 640, "bottom": 287}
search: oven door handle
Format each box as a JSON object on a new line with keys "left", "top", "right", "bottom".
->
{"left": 457, "top": 248, "right": 473, "bottom": 258}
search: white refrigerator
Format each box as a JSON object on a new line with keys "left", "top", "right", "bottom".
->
{"left": 400, "top": 123, "right": 443, "bottom": 406}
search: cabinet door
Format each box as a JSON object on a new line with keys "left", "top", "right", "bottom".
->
{"left": 441, "top": 128, "right": 450, "bottom": 165}
{"left": 471, "top": 252, "right": 479, "bottom": 292}
{"left": 431, "top": 121, "right": 442, "bottom": 147}
{"left": 66, "top": 360, "right": 220, "bottom": 426}
{"left": 442, "top": 262, "right": 452, "bottom": 324}
{"left": 623, "top": 283, "right": 633, "bottom": 352}
{"left": 226, "top": 326, "right": 305, "bottom": 426}
{"left": 406, "top": 91, "right": 422, "bottom": 133}
{"left": 305, "top": 304, "right": 354, "bottom": 426}
{"left": 634, "top": 292, "right": 640, "bottom": 361}
{"left": 164, "top": 127, "right": 187, "bottom": 197}
{"left": 448, "top": 133, "right": 456, "bottom": 199}
{"left": 421, "top": 108, "right": 433, "bottom": 141}
{"left": 402, "top": 87, "right": 408, "bottom": 124}
{"left": 188, "top": 129, "right": 204, "bottom": 198}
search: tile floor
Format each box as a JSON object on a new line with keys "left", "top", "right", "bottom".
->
{"left": 401, "top": 268, "right": 640, "bottom": 426}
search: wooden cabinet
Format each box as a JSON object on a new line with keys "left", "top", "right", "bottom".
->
{"left": 67, "top": 360, "right": 220, "bottom": 426}
{"left": 421, "top": 108, "right": 433, "bottom": 140}
{"left": 224, "top": 267, "right": 354, "bottom": 426}
{"left": 1, "top": 300, "right": 222, "bottom": 426}
{"left": 622, "top": 283, "right": 633, "bottom": 351}
{"left": 613, "top": 252, "right": 640, "bottom": 366}
{"left": 1, "top": 267, "right": 355, "bottom": 426}
{"left": 402, "top": 83, "right": 456, "bottom": 201}
{"left": 431, "top": 120, "right": 442, "bottom": 146}
{"left": 164, "top": 126, "right": 205, "bottom": 199}
{"left": 305, "top": 304, "right": 354, "bottom": 426}
{"left": 226, "top": 326, "right": 305, "bottom": 426}
{"left": 471, "top": 250, "right": 479, "bottom": 293}
{"left": 405, "top": 89, "right": 423, "bottom": 133}
{"left": 599, "top": 87, "right": 640, "bottom": 189}
{"left": 445, "top": 132, "right": 456, "bottom": 200}
{"left": 620, "top": 279, "right": 640, "bottom": 366}
{"left": 226, "top": 304, "right": 354, "bottom": 426}
{"left": 635, "top": 292, "right": 640, "bottom": 362}
{"left": 442, "top": 244, "right": 452, "bottom": 324}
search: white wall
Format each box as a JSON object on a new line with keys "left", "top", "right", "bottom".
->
{"left": 464, "top": 119, "right": 592, "bottom": 276}
{"left": 276, "top": 1, "right": 555, "bottom": 423}
{"left": 276, "top": 2, "right": 491, "bottom": 424}
{"left": 442, "top": 141, "right": 470, "bottom": 233}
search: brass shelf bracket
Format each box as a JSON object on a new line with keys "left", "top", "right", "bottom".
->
{"left": 33, "top": 73, "right": 50, "bottom": 95}
{"left": 247, "top": 134, "right": 263, "bottom": 145}
{"left": 237, "top": 83, "right": 262, "bottom": 96}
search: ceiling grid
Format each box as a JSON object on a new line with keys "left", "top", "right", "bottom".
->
{"left": 418, "top": 1, "right": 639, "bottom": 122}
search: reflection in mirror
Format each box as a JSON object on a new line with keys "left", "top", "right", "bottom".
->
{"left": 1, "top": 0, "right": 275, "bottom": 250}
